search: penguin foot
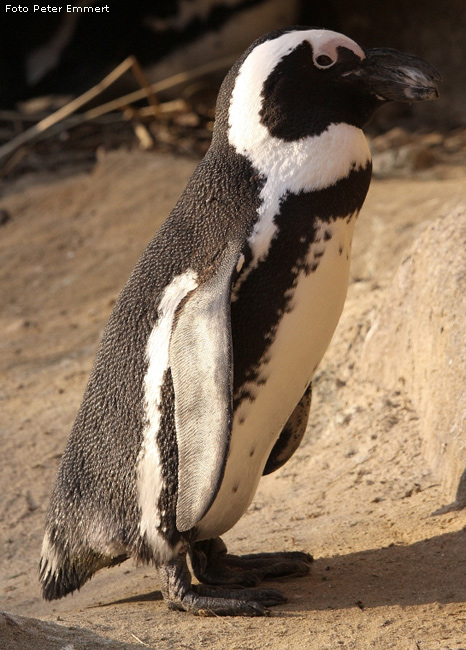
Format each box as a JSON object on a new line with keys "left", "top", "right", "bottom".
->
{"left": 158, "top": 555, "right": 285, "bottom": 616}
{"left": 190, "top": 537, "right": 313, "bottom": 587}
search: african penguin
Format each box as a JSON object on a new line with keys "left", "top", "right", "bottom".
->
{"left": 40, "top": 27, "right": 440, "bottom": 616}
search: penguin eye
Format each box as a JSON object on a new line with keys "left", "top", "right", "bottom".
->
{"left": 315, "top": 54, "right": 335, "bottom": 69}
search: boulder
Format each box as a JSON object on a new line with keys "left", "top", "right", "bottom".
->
{"left": 0, "top": 610, "right": 138, "bottom": 650}
{"left": 363, "top": 205, "right": 466, "bottom": 505}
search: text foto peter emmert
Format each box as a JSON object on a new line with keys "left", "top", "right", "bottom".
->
{"left": 5, "top": 5, "right": 109, "bottom": 12}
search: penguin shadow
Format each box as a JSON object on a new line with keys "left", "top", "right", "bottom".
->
{"left": 95, "top": 590, "right": 164, "bottom": 607}
{"left": 281, "top": 527, "right": 466, "bottom": 613}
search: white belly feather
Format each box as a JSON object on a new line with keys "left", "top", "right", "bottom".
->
{"left": 196, "top": 214, "right": 356, "bottom": 539}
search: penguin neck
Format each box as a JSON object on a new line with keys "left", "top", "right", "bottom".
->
{"left": 228, "top": 121, "right": 371, "bottom": 202}
{"left": 227, "top": 123, "right": 372, "bottom": 295}
{"left": 263, "top": 123, "right": 369, "bottom": 191}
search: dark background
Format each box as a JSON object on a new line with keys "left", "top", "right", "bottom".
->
{"left": 0, "top": 0, "right": 464, "bottom": 128}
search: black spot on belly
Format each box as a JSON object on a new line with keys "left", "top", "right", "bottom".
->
{"left": 231, "top": 163, "right": 372, "bottom": 410}
{"left": 339, "top": 245, "right": 343, "bottom": 256}
{"left": 249, "top": 448, "right": 255, "bottom": 457}
{"left": 232, "top": 484, "right": 239, "bottom": 493}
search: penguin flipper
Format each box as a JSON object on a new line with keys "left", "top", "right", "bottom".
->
{"left": 263, "top": 383, "right": 312, "bottom": 475}
{"left": 170, "top": 244, "right": 239, "bottom": 533}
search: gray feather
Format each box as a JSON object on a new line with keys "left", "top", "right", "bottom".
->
{"left": 171, "top": 243, "right": 241, "bottom": 532}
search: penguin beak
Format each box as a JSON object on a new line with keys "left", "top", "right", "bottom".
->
{"left": 347, "top": 48, "right": 442, "bottom": 102}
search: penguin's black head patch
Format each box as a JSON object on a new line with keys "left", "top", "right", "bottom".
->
{"left": 259, "top": 37, "right": 378, "bottom": 139}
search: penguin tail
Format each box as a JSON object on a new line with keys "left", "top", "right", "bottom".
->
{"left": 39, "top": 555, "right": 87, "bottom": 601}
{"left": 39, "top": 532, "right": 128, "bottom": 600}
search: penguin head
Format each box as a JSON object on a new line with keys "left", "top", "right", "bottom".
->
{"left": 214, "top": 27, "right": 441, "bottom": 148}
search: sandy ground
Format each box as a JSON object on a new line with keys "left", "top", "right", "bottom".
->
{"left": 1, "top": 147, "right": 466, "bottom": 649}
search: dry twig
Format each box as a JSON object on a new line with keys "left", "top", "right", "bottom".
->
{"left": 0, "top": 56, "right": 136, "bottom": 164}
{"left": 0, "top": 55, "right": 235, "bottom": 167}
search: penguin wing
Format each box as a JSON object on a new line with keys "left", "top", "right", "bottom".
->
{"left": 169, "top": 242, "right": 239, "bottom": 532}
{"left": 263, "top": 383, "right": 312, "bottom": 475}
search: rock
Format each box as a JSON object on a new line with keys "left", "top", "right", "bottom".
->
{"left": 372, "top": 144, "right": 438, "bottom": 177}
{"left": 369, "top": 128, "right": 445, "bottom": 177}
{"left": 0, "top": 209, "right": 11, "bottom": 226}
{"left": 0, "top": 610, "right": 138, "bottom": 649}
{"left": 362, "top": 205, "right": 466, "bottom": 505}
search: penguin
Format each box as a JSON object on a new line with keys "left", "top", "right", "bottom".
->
{"left": 39, "top": 27, "right": 440, "bottom": 616}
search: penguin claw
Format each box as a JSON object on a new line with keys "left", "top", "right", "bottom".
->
{"left": 195, "top": 584, "right": 287, "bottom": 608}
{"left": 189, "top": 538, "right": 313, "bottom": 586}
{"left": 236, "top": 550, "right": 314, "bottom": 580}
{"left": 168, "top": 586, "right": 279, "bottom": 616}
{"left": 192, "top": 600, "right": 270, "bottom": 617}
{"left": 158, "top": 555, "right": 286, "bottom": 616}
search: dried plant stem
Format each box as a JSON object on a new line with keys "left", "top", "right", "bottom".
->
{"left": 0, "top": 56, "right": 136, "bottom": 164}
{"left": 0, "top": 55, "right": 235, "bottom": 166}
